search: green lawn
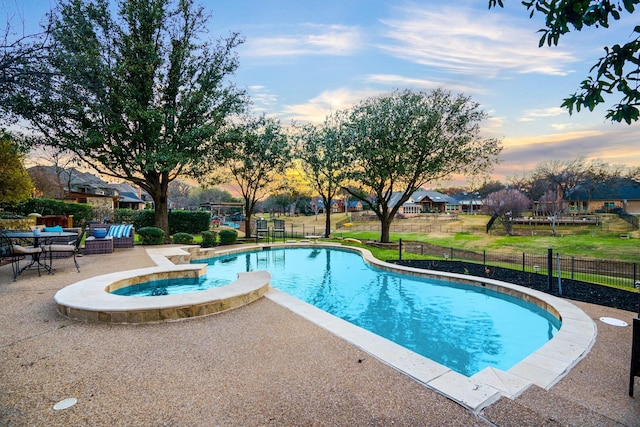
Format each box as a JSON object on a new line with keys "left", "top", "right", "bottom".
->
{"left": 336, "top": 216, "right": 640, "bottom": 262}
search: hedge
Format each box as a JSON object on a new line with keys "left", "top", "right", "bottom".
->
{"left": 8, "top": 198, "right": 93, "bottom": 227}
{"left": 132, "top": 210, "right": 211, "bottom": 235}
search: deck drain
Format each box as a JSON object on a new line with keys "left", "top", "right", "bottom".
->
{"left": 53, "top": 397, "right": 77, "bottom": 411}
{"left": 599, "top": 317, "right": 628, "bottom": 327}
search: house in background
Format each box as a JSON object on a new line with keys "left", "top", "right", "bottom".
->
{"left": 564, "top": 178, "right": 640, "bottom": 214}
{"left": 450, "top": 192, "right": 483, "bottom": 214}
{"left": 105, "top": 183, "right": 148, "bottom": 210}
{"left": 347, "top": 200, "right": 364, "bottom": 212}
{"left": 27, "top": 166, "right": 149, "bottom": 210}
{"left": 388, "top": 188, "right": 458, "bottom": 216}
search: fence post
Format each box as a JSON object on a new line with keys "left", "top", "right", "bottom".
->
{"left": 483, "top": 250, "right": 486, "bottom": 266}
{"left": 522, "top": 252, "right": 525, "bottom": 272}
{"left": 557, "top": 253, "right": 563, "bottom": 296}
{"left": 399, "top": 238, "right": 402, "bottom": 261}
{"left": 571, "top": 256, "right": 575, "bottom": 280}
{"left": 547, "top": 248, "right": 553, "bottom": 292}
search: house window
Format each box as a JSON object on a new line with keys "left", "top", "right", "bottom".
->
{"left": 604, "top": 202, "right": 615, "bottom": 208}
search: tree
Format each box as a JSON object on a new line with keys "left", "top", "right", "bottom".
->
{"left": 489, "top": 0, "right": 639, "bottom": 123}
{"left": 539, "top": 189, "right": 566, "bottom": 236}
{"left": 167, "top": 179, "right": 194, "bottom": 209}
{"left": 1, "top": 14, "right": 54, "bottom": 122}
{"left": 8, "top": 0, "right": 246, "bottom": 237}
{"left": 342, "top": 89, "right": 502, "bottom": 243}
{"left": 485, "top": 189, "right": 531, "bottom": 235}
{"left": 294, "top": 112, "right": 350, "bottom": 237}
{"left": 221, "top": 115, "right": 291, "bottom": 238}
{"left": 0, "top": 133, "right": 33, "bottom": 203}
{"left": 28, "top": 147, "right": 82, "bottom": 199}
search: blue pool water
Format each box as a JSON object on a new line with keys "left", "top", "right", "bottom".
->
{"left": 113, "top": 247, "right": 561, "bottom": 376}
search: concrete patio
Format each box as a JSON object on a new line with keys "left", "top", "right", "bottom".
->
{"left": 1, "top": 245, "right": 639, "bottom": 426}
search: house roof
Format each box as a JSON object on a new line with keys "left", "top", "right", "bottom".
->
{"left": 388, "top": 189, "right": 455, "bottom": 207}
{"left": 565, "top": 178, "right": 640, "bottom": 201}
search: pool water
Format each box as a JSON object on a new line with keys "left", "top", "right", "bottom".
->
{"left": 114, "top": 247, "right": 561, "bottom": 376}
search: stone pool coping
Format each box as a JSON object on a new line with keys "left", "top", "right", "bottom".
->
{"left": 53, "top": 242, "right": 596, "bottom": 413}
{"left": 54, "top": 262, "right": 271, "bottom": 323}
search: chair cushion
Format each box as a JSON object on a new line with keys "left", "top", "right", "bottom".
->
{"left": 12, "top": 245, "right": 42, "bottom": 254}
{"left": 44, "top": 244, "right": 75, "bottom": 252}
{"left": 44, "top": 225, "right": 63, "bottom": 232}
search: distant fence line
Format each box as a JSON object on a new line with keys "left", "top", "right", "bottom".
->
{"left": 245, "top": 220, "right": 638, "bottom": 289}
{"left": 401, "top": 241, "right": 639, "bottom": 290}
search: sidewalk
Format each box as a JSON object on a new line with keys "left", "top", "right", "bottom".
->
{"left": 1, "top": 246, "right": 638, "bottom": 426}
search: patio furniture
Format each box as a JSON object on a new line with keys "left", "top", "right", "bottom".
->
{"left": 272, "top": 219, "right": 285, "bottom": 241}
{"left": 42, "top": 230, "right": 85, "bottom": 273}
{"left": 88, "top": 223, "right": 134, "bottom": 248}
{"left": 84, "top": 236, "right": 114, "bottom": 255}
{"left": 0, "top": 232, "right": 44, "bottom": 281}
{"left": 45, "top": 228, "right": 83, "bottom": 259}
{"left": 256, "top": 219, "right": 268, "bottom": 241}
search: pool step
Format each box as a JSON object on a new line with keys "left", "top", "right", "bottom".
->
{"left": 480, "top": 386, "right": 615, "bottom": 426}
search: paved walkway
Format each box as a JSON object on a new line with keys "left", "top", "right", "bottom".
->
{"left": 1, "top": 246, "right": 639, "bottom": 426}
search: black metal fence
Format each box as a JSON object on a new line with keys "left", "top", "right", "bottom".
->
{"left": 401, "top": 241, "right": 639, "bottom": 290}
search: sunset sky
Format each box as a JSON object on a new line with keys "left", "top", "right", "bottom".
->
{"left": 4, "top": 0, "right": 639, "bottom": 186}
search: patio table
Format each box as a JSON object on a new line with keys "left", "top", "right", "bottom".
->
{"left": 4, "top": 231, "right": 78, "bottom": 276}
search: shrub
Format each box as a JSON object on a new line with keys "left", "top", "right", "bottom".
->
{"left": 201, "top": 230, "right": 217, "bottom": 248}
{"left": 172, "top": 232, "right": 194, "bottom": 244}
{"left": 12, "top": 198, "right": 92, "bottom": 227}
{"left": 137, "top": 227, "right": 165, "bottom": 245}
{"left": 218, "top": 229, "right": 238, "bottom": 246}
{"left": 132, "top": 209, "right": 211, "bottom": 234}
{"left": 114, "top": 208, "right": 137, "bottom": 224}
{"left": 168, "top": 210, "right": 211, "bottom": 234}
{"left": 133, "top": 210, "right": 155, "bottom": 230}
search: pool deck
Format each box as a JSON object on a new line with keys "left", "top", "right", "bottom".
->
{"left": 1, "top": 244, "right": 639, "bottom": 425}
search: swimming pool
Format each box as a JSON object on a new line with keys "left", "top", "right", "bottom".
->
{"left": 115, "top": 246, "right": 560, "bottom": 377}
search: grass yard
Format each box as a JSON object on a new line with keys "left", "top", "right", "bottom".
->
{"left": 282, "top": 212, "right": 640, "bottom": 263}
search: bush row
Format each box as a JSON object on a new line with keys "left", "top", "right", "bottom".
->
{"left": 130, "top": 210, "right": 210, "bottom": 235}
{"left": 139, "top": 228, "right": 238, "bottom": 246}
{"left": 2, "top": 198, "right": 93, "bottom": 226}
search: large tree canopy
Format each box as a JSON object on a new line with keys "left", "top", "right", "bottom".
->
{"left": 0, "top": 133, "right": 33, "bottom": 203}
{"left": 294, "top": 112, "right": 350, "bottom": 238}
{"left": 8, "top": 0, "right": 246, "bottom": 235}
{"left": 221, "top": 115, "right": 291, "bottom": 238}
{"left": 342, "top": 89, "right": 502, "bottom": 243}
{"left": 490, "top": 0, "right": 639, "bottom": 123}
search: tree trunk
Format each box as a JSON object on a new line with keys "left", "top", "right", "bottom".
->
{"left": 243, "top": 198, "right": 255, "bottom": 238}
{"left": 245, "top": 212, "right": 253, "bottom": 238}
{"left": 324, "top": 209, "right": 331, "bottom": 238}
{"left": 153, "top": 191, "right": 170, "bottom": 242}
{"left": 149, "top": 173, "right": 170, "bottom": 242}
{"left": 380, "top": 214, "right": 392, "bottom": 243}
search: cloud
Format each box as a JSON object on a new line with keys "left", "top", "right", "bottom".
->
{"left": 378, "top": 5, "right": 577, "bottom": 77}
{"left": 243, "top": 24, "right": 362, "bottom": 57}
{"left": 494, "top": 125, "right": 640, "bottom": 178}
{"left": 518, "top": 107, "right": 568, "bottom": 122}
{"left": 247, "top": 85, "right": 278, "bottom": 113}
{"left": 282, "top": 87, "right": 380, "bottom": 123}
{"left": 364, "top": 73, "right": 481, "bottom": 94}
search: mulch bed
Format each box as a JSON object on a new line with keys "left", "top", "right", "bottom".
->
{"left": 390, "top": 259, "right": 640, "bottom": 314}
